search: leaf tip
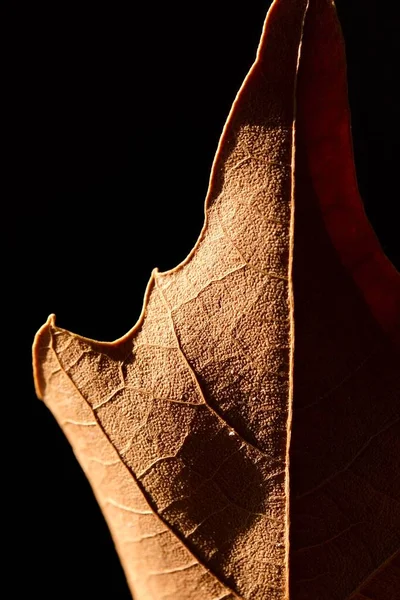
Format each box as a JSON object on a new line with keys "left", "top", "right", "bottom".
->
{"left": 47, "top": 313, "right": 56, "bottom": 327}
{"left": 32, "top": 314, "right": 56, "bottom": 400}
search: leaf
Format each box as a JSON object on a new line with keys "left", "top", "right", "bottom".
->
{"left": 32, "top": 0, "right": 400, "bottom": 598}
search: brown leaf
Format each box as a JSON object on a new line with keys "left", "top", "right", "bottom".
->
{"left": 32, "top": 0, "right": 400, "bottom": 598}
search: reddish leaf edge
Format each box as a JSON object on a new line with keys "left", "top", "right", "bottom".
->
{"left": 296, "top": 0, "right": 400, "bottom": 346}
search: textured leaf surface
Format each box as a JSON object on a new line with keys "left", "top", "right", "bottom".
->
{"left": 33, "top": 0, "right": 400, "bottom": 598}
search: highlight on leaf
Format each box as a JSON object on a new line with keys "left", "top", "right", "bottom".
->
{"left": 33, "top": 0, "right": 400, "bottom": 598}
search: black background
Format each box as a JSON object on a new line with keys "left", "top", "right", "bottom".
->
{"left": 7, "top": 0, "right": 399, "bottom": 598}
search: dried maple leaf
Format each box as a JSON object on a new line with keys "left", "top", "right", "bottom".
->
{"left": 33, "top": 0, "right": 400, "bottom": 598}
